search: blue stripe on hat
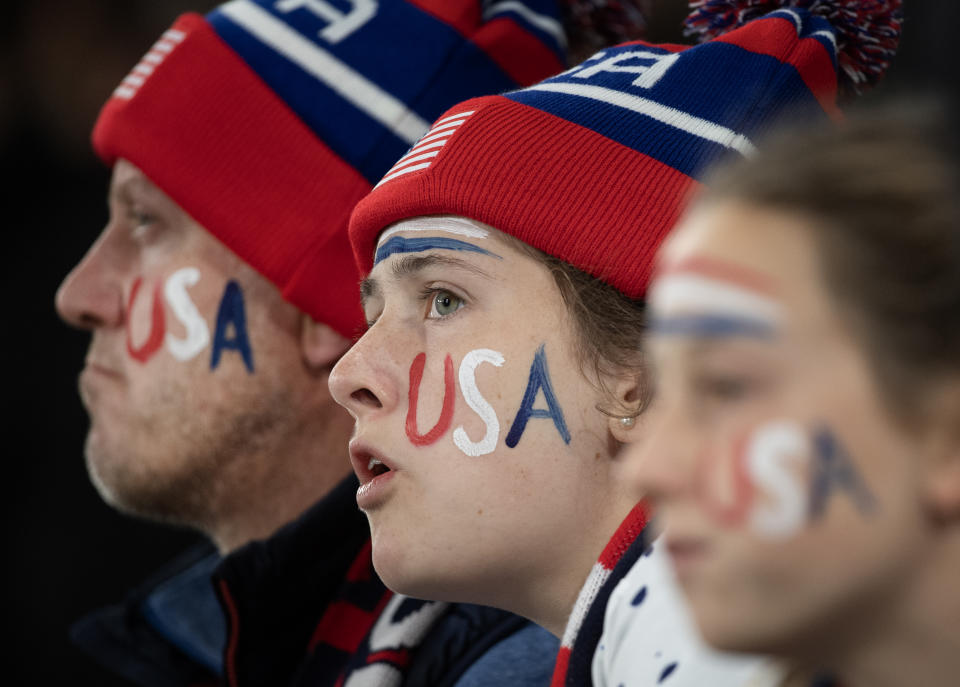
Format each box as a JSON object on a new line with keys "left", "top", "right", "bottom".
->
{"left": 208, "top": 0, "right": 521, "bottom": 185}
{"left": 505, "top": 40, "right": 827, "bottom": 179}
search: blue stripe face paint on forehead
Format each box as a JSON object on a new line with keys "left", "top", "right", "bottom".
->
{"left": 373, "top": 236, "right": 503, "bottom": 266}
{"left": 648, "top": 314, "right": 778, "bottom": 339}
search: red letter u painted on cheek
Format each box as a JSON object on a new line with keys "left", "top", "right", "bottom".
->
{"left": 695, "top": 433, "right": 755, "bottom": 527}
{"left": 406, "top": 352, "right": 455, "bottom": 446}
{"left": 125, "top": 277, "right": 166, "bottom": 364}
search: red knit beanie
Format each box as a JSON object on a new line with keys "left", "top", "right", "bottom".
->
{"left": 349, "top": 1, "right": 902, "bottom": 299}
{"left": 91, "top": 0, "right": 574, "bottom": 337}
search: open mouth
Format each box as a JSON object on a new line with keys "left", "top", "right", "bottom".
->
{"left": 367, "top": 457, "right": 392, "bottom": 478}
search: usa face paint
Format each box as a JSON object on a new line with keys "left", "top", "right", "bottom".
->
{"left": 697, "top": 420, "right": 877, "bottom": 538}
{"left": 402, "top": 344, "right": 571, "bottom": 456}
{"left": 454, "top": 348, "right": 505, "bottom": 457}
{"left": 164, "top": 267, "right": 210, "bottom": 361}
{"left": 125, "top": 267, "right": 254, "bottom": 372}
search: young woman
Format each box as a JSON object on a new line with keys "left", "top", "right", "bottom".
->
{"left": 632, "top": 100, "right": 960, "bottom": 687}
{"left": 328, "top": 2, "right": 901, "bottom": 684}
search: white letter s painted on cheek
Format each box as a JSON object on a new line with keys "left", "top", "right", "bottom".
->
{"left": 453, "top": 348, "right": 505, "bottom": 457}
{"left": 747, "top": 421, "right": 808, "bottom": 538}
{"left": 164, "top": 267, "right": 210, "bottom": 361}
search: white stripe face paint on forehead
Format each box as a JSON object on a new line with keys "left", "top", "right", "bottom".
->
{"left": 376, "top": 215, "right": 491, "bottom": 248}
{"left": 647, "top": 257, "right": 784, "bottom": 339}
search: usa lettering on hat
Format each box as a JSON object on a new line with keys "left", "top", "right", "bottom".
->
{"left": 349, "top": 0, "right": 903, "bottom": 302}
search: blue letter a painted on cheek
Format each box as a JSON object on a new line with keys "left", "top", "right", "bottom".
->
{"left": 505, "top": 344, "right": 571, "bottom": 448}
{"left": 210, "top": 280, "right": 254, "bottom": 373}
{"left": 808, "top": 426, "right": 877, "bottom": 519}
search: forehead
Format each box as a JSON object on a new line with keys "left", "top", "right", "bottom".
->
{"left": 665, "top": 202, "right": 820, "bottom": 294}
{"left": 368, "top": 216, "right": 516, "bottom": 271}
{"left": 362, "top": 216, "right": 555, "bottom": 302}
{"left": 652, "top": 200, "right": 838, "bottom": 335}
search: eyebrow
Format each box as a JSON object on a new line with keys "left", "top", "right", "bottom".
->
{"left": 373, "top": 236, "right": 502, "bottom": 266}
{"left": 360, "top": 253, "right": 496, "bottom": 309}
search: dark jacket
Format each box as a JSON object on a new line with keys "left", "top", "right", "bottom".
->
{"left": 72, "top": 475, "right": 556, "bottom": 687}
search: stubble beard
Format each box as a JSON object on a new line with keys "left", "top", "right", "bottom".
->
{"left": 83, "top": 377, "right": 294, "bottom": 536}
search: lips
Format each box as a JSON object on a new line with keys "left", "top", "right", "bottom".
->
{"left": 349, "top": 440, "right": 399, "bottom": 510}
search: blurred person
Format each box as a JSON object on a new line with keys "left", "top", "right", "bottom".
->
{"left": 633, "top": 98, "right": 960, "bottom": 687}
{"left": 329, "top": 2, "right": 901, "bottom": 685}
{"left": 54, "top": 1, "right": 646, "bottom": 684}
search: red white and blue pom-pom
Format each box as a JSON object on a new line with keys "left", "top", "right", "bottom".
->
{"left": 560, "top": 0, "right": 655, "bottom": 63}
{"left": 683, "top": 0, "right": 904, "bottom": 95}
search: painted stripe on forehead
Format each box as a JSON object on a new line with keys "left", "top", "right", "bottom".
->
{"left": 373, "top": 236, "right": 502, "bottom": 266}
{"left": 648, "top": 313, "right": 777, "bottom": 339}
{"left": 655, "top": 256, "right": 776, "bottom": 295}
{"left": 649, "top": 274, "right": 784, "bottom": 324}
{"left": 377, "top": 216, "right": 490, "bottom": 247}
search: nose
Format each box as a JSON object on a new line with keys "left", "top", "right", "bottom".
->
{"left": 625, "top": 394, "right": 699, "bottom": 506}
{"left": 55, "top": 229, "right": 125, "bottom": 330}
{"left": 329, "top": 321, "right": 402, "bottom": 420}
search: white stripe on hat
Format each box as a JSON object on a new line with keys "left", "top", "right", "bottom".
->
{"left": 376, "top": 161, "right": 434, "bottom": 185}
{"left": 432, "top": 110, "right": 476, "bottom": 127}
{"left": 375, "top": 111, "right": 475, "bottom": 186}
{"left": 524, "top": 81, "right": 757, "bottom": 156}
{"left": 484, "top": 1, "right": 567, "bottom": 48}
{"left": 811, "top": 29, "right": 837, "bottom": 51}
{"left": 219, "top": 0, "right": 430, "bottom": 145}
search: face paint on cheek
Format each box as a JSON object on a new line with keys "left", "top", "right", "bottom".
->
{"left": 808, "top": 425, "right": 877, "bottom": 519}
{"left": 126, "top": 277, "right": 166, "bottom": 364}
{"left": 405, "top": 352, "right": 455, "bottom": 446}
{"left": 210, "top": 280, "right": 254, "bottom": 373}
{"left": 698, "top": 421, "right": 878, "bottom": 538}
{"left": 744, "top": 422, "right": 810, "bottom": 537}
{"left": 453, "top": 349, "right": 505, "bottom": 457}
{"left": 164, "top": 267, "right": 211, "bottom": 361}
{"left": 695, "top": 434, "right": 756, "bottom": 527}
{"left": 505, "top": 343, "right": 571, "bottom": 448}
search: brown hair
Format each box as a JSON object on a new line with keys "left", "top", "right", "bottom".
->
{"left": 701, "top": 97, "right": 960, "bottom": 426}
{"left": 497, "top": 232, "right": 650, "bottom": 418}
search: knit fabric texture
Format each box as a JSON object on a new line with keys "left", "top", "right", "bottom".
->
{"left": 91, "top": 0, "right": 568, "bottom": 337}
{"left": 349, "top": 7, "right": 842, "bottom": 298}
{"left": 551, "top": 500, "right": 652, "bottom": 687}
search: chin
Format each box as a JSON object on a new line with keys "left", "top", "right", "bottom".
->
{"left": 84, "top": 437, "right": 197, "bottom": 526}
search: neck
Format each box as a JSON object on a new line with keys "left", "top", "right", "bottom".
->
{"left": 514, "top": 495, "right": 641, "bottom": 638}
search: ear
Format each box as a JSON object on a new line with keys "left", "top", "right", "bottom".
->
{"left": 300, "top": 314, "right": 353, "bottom": 371}
{"left": 920, "top": 387, "right": 960, "bottom": 522}
{"left": 606, "top": 370, "right": 647, "bottom": 444}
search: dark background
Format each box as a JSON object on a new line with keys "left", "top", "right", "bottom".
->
{"left": 3, "top": 1, "right": 956, "bottom": 683}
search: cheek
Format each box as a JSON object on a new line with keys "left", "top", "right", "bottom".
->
{"left": 696, "top": 420, "right": 879, "bottom": 539}
{"left": 125, "top": 267, "right": 256, "bottom": 374}
{"left": 401, "top": 342, "right": 580, "bottom": 458}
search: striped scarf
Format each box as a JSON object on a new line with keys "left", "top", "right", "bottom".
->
{"left": 551, "top": 501, "right": 653, "bottom": 687}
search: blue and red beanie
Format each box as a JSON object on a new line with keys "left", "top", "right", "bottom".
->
{"left": 349, "top": 0, "right": 902, "bottom": 299}
{"left": 91, "top": 0, "right": 576, "bottom": 338}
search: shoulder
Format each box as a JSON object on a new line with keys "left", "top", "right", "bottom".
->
{"left": 453, "top": 622, "right": 558, "bottom": 687}
{"left": 593, "top": 537, "right": 777, "bottom": 687}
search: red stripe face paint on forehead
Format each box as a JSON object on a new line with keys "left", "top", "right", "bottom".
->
{"left": 653, "top": 255, "right": 777, "bottom": 296}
